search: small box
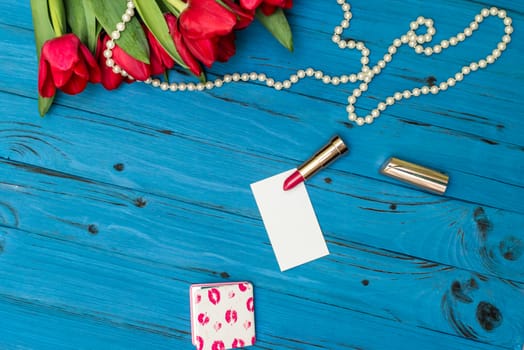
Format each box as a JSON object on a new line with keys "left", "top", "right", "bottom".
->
{"left": 190, "top": 282, "right": 256, "bottom": 350}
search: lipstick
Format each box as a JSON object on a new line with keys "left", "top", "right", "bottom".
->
{"left": 283, "top": 136, "right": 349, "bottom": 191}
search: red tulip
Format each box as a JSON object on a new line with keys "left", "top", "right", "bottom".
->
{"left": 96, "top": 34, "right": 125, "bottom": 90}
{"left": 146, "top": 25, "right": 175, "bottom": 76}
{"left": 220, "top": 0, "right": 256, "bottom": 29}
{"left": 38, "top": 33, "right": 100, "bottom": 97}
{"left": 240, "top": 0, "right": 292, "bottom": 16}
{"left": 165, "top": 14, "right": 203, "bottom": 76}
{"left": 111, "top": 39, "right": 151, "bottom": 82}
{"left": 178, "top": 0, "right": 238, "bottom": 67}
{"left": 179, "top": 0, "right": 237, "bottom": 39}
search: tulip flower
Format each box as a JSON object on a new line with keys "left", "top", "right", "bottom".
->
{"left": 178, "top": 0, "right": 238, "bottom": 68}
{"left": 146, "top": 25, "right": 176, "bottom": 76}
{"left": 220, "top": 0, "right": 256, "bottom": 29}
{"left": 162, "top": 14, "right": 202, "bottom": 76}
{"left": 111, "top": 38, "right": 151, "bottom": 82}
{"left": 240, "top": 0, "right": 293, "bottom": 16}
{"left": 38, "top": 33, "right": 100, "bottom": 97}
{"left": 96, "top": 35, "right": 125, "bottom": 90}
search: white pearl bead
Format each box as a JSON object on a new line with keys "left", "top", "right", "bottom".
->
{"left": 365, "top": 115, "right": 374, "bottom": 124}
{"left": 486, "top": 55, "right": 495, "bottom": 64}
{"left": 125, "top": 8, "right": 134, "bottom": 16}
{"left": 455, "top": 72, "right": 464, "bottom": 81}
{"left": 359, "top": 83, "right": 368, "bottom": 91}
{"left": 105, "top": 58, "right": 114, "bottom": 67}
{"left": 187, "top": 83, "right": 196, "bottom": 91}
{"left": 441, "top": 40, "right": 449, "bottom": 48}
{"left": 266, "top": 78, "right": 274, "bottom": 87}
{"left": 439, "top": 82, "right": 448, "bottom": 90}
{"left": 447, "top": 78, "right": 456, "bottom": 86}
{"left": 342, "top": 3, "right": 350, "bottom": 11}
{"left": 348, "top": 114, "right": 357, "bottom": 121}
{"left": 314, "top": 71, "right": 323, "bottom": 79}
{"left": 449, "top": 37, "right": 458, "bottom": 46}
{"left": 205, "top": 82, "right": 214, "bottom": 89}
{"left": 122, "top": 14, "right": 131, "bottom": 23}
{"left": 257, "top": 73, "right": 266, "bottom": 81}
{"left": 481, "top": 8, "right": 490, "bottom": 17}
{"left": 490, "top": 7, "right": 498, "bottom": 16}
{"left": 502, "top": 35, "right": 511, "bottom": 44}
{"left": 151, "top": 79, "right": 160, "bottom": 87}
{"left": 378, "top": 102, "right": 386, "bottom": 111}
{"left": 111, "top": 31, "right": 120, "bottom": 40}
{"left": 334, "top": 26, "right": 343, "bottom": 35}
{"left": 223, "top": 74, "right": 232, "bottom": 83}
{"left": 349, "top": 74, "right": 357, "bottom": 83}
{"left": 433, "top": 45, "right": 442, "bottom": 54}
{"left": 290, "top": 75, "right": 299, "bottom": 83}
{"left": 504, "top": 18, "right": 512, "bottom": 26}
{"left": 478, "top": 59, "right": 487, "bottom": 68}
{"left": 430, "top": 86, "right": 439, "bottom": 94}
{"left": 394, "top": 92, "right": 402, "bottom": 100}
{"left": 338, "top": 41, "right": 347, "bottom": 49}
{"left": 214, "top": 80, "right": 223, "bottom": 87}
{"left": 274, "top": 82, "right": 283, "bottom": 90}
{"left": 505, "top": 26, "right": 514, "bottom": 34}
{"left": 356, "top": 118, "right": 365, "bottom": 126}
{"left": 241, "top": 73, "right": 249, "bottom": 81}
{"left": 127, "top": 1, "right": 135, "bottom": 9}
{"left": 402, "top": 90, "right": 411, "bottom": 99}
{"left": 232, "top": 73, "right": 241, "bottom": 81}
{"left": 348, "top": 95, "right": 356, "bottom": 104}
{"left": 386, "top": 97, "right": 394, "bottom": 105}
{"left": 169, "top": 83, "right": 178, "bottom": 91}
{"left": 412, "top": 88, "right": 421, "bottom": 96}
{"left": 332, "top": 35, "right": 340, "bottom": 43}
{"left": 116, "top": 22, "right": 126, "bottom": 32}
{"left": 160, "top": 82, "right": 169, "bottom": 91}
{"left": 353, "top": 89, "right": 362, "bottom": 97}
{"left": 421, "top": 86, "right": 430, "bottom": 94}
{"left": 103, "top": 49, "right": 112, "bottom": 58}
{"left": 346, "top": 105, "right": 355, "bottom": 113}
{"left": 250, "top": 72, "right": 258, "bottom": 80}
{"left": 341, "top": 20, "right": 350, "bottom": 28}
{"left": 340, "top": 75, "right": 349, "bottom": 83}
{"left": 331, "top": 77, "right": 340, "bottom": 85}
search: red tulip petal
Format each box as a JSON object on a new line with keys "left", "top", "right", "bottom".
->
{"left": 239, "top": 0, "right": 263, "bottom": 10}
{"left": 79, "top": 43, "right": 101, "bottom": 83}
{"left": 146, "top": 28, "right": 175, "bottom": 75}
{"left": 216, "top": 32, "right": 236, "bottom": 62}
{"left": 60, "top": 75, "right": 88, "bottom": 95}
{"left": 38, "top": 60, "right": 56, "bottom": 97}
{"left": 180, "top": 0, "right": 237, "bottom": 39}
{"left": 221, "top": 0, "right": 255, "bottom": 29}
{"left": 96, "top": 35, "right": 124, "bottom": 90}
{"left": 260, "top": 4, "right": 276, "bottom": 15}
{"left": 41, "top": 34, "right": 80, "bottom": 72}
{"left": 185, "top": 37, "right": 217, "bottom": 68}
{"left": 113, "top": 45, "right": 150, "bottom": 81}
{"left": 167, "top": 15, "right": 202, "bottom": 76}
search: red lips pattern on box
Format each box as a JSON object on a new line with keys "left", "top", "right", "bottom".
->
{"left": 190, "top": 282, "right": 256, "bottom": 350}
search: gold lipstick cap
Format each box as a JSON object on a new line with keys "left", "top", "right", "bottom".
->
{"left": 380, "top": 157, "right": 449, "bottom": 195}
{"left": 298, "top": 136, "right": 349, "bottom": 179}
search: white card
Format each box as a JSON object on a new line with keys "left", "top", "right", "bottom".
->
{"left": 250, "top": 169, "right": 329, "bottom": 271}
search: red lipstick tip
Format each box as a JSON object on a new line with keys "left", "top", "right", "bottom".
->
{"left": 283, "top": 170, "right": 305, "bottom": 191}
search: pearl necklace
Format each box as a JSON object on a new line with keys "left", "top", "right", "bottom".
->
{"left": 104, "top": 0, "right": 513, "bottom": 127}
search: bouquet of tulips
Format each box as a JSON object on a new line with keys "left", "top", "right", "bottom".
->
{"left": 31, "top": 0, "right": 293, "bottom": 116}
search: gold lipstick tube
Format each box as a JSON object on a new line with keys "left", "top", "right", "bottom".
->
{"left": 380, "top": 157, "right": 449, "bottom": 194}
{"left": 297, "top": 136, "right": 349, "bottom": 179}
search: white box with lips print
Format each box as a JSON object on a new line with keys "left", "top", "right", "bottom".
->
{"left": 190, "top": 281, "right": 256, "bottom": 350}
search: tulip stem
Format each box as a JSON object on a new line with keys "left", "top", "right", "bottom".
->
{"left": 164, "top": 0, "right": 187, "bottom": 13}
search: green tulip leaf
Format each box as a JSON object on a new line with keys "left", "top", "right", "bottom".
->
{"left": 30, "top": 0, "right": 57, "bottom": 116}
{"left": 64, "top": 0, "right": 98, "bottom": 53}
{"left": 88, "top": 0, "right": 150, "bottom": 64}
{"left": 48, "top": 0, "right": 66, "bottom": 36}
{"left": 256, "top": 8, "right": 294, "bottom": 52}
{"left": 134, "top": 0, "right": 187, "bottom": 69}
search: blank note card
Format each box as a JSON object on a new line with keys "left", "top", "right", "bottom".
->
{"left": 251, "top": 169, "right": 329, "bottom": 271}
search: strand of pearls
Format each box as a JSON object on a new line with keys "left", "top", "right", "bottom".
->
{"left": 105, "top": 0, "right": 513, "bottom": 126}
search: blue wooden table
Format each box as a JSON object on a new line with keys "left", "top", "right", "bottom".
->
{"left": 1, "top": 1, "right": 523, "bottom": 349}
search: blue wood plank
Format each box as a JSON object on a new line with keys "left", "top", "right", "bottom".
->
{"left": 0, "top": 0, "right": 523, "bottom": 349}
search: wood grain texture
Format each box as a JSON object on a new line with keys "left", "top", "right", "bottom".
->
{"left": 0, "top": 0, "right": 523, "bottom": 349}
